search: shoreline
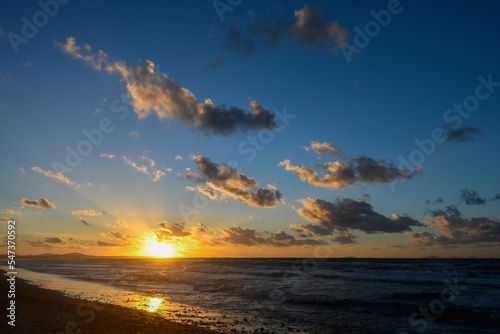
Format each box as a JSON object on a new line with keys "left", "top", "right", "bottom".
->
{"left": 0, "top": 270, "right": 221, "bottom": 333}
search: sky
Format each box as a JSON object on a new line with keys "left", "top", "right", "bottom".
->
{"left": 1, "top": 0, "right": 499, "bottom": 258}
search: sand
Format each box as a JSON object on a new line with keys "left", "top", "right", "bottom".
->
{"left": 0, "top": 270, "right": 221, "bottom": 334}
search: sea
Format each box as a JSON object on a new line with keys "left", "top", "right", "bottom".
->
{"left": 10, "top": 258, "right": 500, "bottom": 333}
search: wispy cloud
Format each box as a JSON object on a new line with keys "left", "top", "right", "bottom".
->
{"left": 20, "top": 197, "right": 56, "bottom": 209}
{"left": 442, "top": 126, "right": 483, "bottom": 143}
{"left": 72, "top": 209, "right": 108, "bottom": 216}
{"left": 202, "top": 51, "right": 226, "bottom": 71}
{"left": 31, "top": 166, "right": 73, "bottom": 185}
{"left": 3, "top": 209, "right": 21, "bottom": 216}
{"left": 119, "top": 154, "right": 169, "bottom": 182}
{"left": 224, "top": 5, "right": 348, "bottom": 57}
{"left": 302, "top": 141, "right": 343, "bottom": 157}
{"left": 459, "top": 189, "right": 487, "bottom": 205}
{"left": 79, "top": 217, "right": 90, "bottom": 225}
{"left": 100, "top": 153, "right": 116, "bottom": 159}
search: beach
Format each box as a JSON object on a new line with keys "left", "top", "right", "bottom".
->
{"left": 0, "top": 270, "right": 221, "bottom": 334}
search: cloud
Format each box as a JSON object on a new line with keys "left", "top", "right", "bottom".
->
{"left": 289, "top": 224, "right": 358, "bottom": 244}
{"left": 175, "top": 155, "right": 183, "bottom": 161}
{"left": 31, "top": 166, "right": 73, "bottom": 185}
{"left": 221, "top": 226, "right": 266, "bottom": 246}
{"left": 58, "top": 37, "right": 276, "bottom": 136}
{"left": 460, "top": 189, "right": 487, "bottom": 205}
{"left": 443, "top": 126, "right": 483, "bottom": 143}
{"left": 57, "top": 37, "right": 109, "bottom": 70}
{"left": 221, "top": 226, "right": 326, "bottom": 247}
{"left": 279, "top": 155, "right": 416, "bottom": 189}
{"left": 45, "top": 237, "right": 65, "bottom": 244}
{"left": 408, "top": 214, "right": 500, "bottom": 247}
{"left": 492, "top": 193, "right": 500, "bottom": 201}
{"left": 302, "top": 141, "right": 343, "bottom": 157}
{"left": 26, "top": 238, "right": 53, "bottom": 248}
{"left": 0, "top": 72, "right": 11, "bottom": 83}
{"left": 117, "top": 219, "right": 128, "bottom": 228}
{"left": 110, "top": 154, "right": 168, "bottom": 182}
{"left": 0, "top": 217, "right": 11, "bottom": 223}
{"left": 224, "top": 23, "right": 256, "bottom": 57}
{"left": 203, "top": 52, "right": 226, "bottom": 71}
{"left": 72, "top": 209, "right": 107, "bottom": 216}
{"left": 100, "top": 153, "right": 116, "bottom": 159}
{"left": 425, "top": 197, "right": 444, "bottom": 205}
{"left": 290, "top": 6, "right": 348, "bottom": 48}
{"left": 96, "top": 241, "right": 121, "bottom": 247}
{"left": 109, "top": 231, "right": 132, "bottom": 241}
{"left": 130, "top": 130, "right": 139, "bottom": 138}
{"left": 3, "top": 209, "right": 21, "bottom": 216}
{"left": 225, "top": 5, "right": 348, "bottom": 57}
{"left": 79, "top": 217, "right": 89, "bottom": 225}
{"left": 296, "top": 197, "right": 423, "bottom": 234}
{"left": 18, "top": 167, "right": 26, "bottom": 174}
{"left": 24, "top": 61, "right": 33, "bottom": 67}
{"left": 20, "top": 198, "right": 56, "bottom": 209}
{"left": 190, "top": 155, "right": 282, "bottom": 207}
{"left": 157, "top": 222, "right": 191, "bottom": 239}
{"left": 197, "top": 186, "right": 218, "bottom": 200}
{"left": 430, "top": 205, "right": 461, "bottom": 218}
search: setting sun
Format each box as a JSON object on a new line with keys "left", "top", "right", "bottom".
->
{"left": 144, "top": 239, "right": 177, "bottom": 258}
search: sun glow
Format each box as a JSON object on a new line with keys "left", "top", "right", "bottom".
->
{"left": 144, "top": 239, "right": 177, "bottom": 258}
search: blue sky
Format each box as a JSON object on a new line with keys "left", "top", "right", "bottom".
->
{"left": 1, "top": 0, "right": 499, "bottom": 257}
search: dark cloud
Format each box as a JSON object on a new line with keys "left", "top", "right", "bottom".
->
{"left": 59, "top": 37, "right": 276, "bottom": 136}
{"left": 290, "top": 5, "right": 348, "bottom": 48}
{"left": 443, "top": 126, "right": 483, "bottom": 143}
{"left": 79, "top": 217, "right": 89, "bottom": 225}
{"left": 20, "top": 197, "right": 56, "bottom": 209}
{"left": 408, "top": 214, "right": 500, "bottom": 247}
{"left": 430, "top": 205, "right": 461, "bottom": 218}
{"left": 289, "top": 224, "right": 358, "bottom": 244}
{"left": 460, "top": 189, "right": 487, "bottom": 205}
{"left": 25, "top": 238, "right": 52, "bottom": 248}
{"left": 221, "top": 226, "right": 266, "bottom": 246}
{"left": 221, "top": 227, "right": 327, "bottom": 247}
{"left": 224, "top": 23, "right": 256, "bottom": 57}
{"left": 297, "top": 198, "right": 423, "bottom": 234}
{"left": 109, "top": 231, "right": 132, "bottom": 241}
{"left": 202, "top": 51, "right": 226, "bottom": 71}
{"left": 280, "top": 143, "right": 417, "bottom": 189}
{"left": 45, "top": 237, "right": 65, "bottom": 244}
{"left": 96, "top": 241, "right": 121, "bottom": 247}
{"left": 225, "top": 5, "right": 348, "bottom": 57}
{"left": 492, "top": 193, "right": 500, "bottom": 201}
{"left": 190, "top": 156, "right": 282, "bottom": 208}
{"left": 425, "top": 197, "right": 444, "bottom": 205}
{"left": 157, "top": 222, "right": 191, "bottom": 238}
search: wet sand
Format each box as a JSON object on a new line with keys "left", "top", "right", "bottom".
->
{"left": 0, "top": 270, "right": 221, "bottom": 333}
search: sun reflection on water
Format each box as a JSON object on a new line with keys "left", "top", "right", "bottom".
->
{"left": 147, "top": 297, "right": 163, "bottom": 312}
